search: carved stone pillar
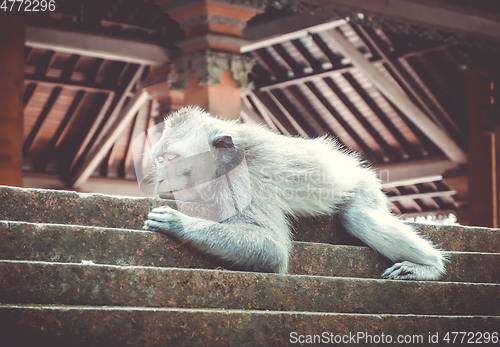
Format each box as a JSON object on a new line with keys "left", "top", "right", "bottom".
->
{"left": 155, "top": 0, "right": 261, "bottom": 119}
{"left": 0, "top": 12, "right": 24, "bottom": 186}
{"left": 171, "top": 49, "right": 254, "bottom": 118}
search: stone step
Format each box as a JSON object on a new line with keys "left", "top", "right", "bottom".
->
{"left": 1, "top": 304, "right": 499, "bottom": 347}
{"left": 1, "top": 260, "right": 499, "bottom": 316}
{"left": 1, "top": 221, "right": 498, "bottom": 283}
{"left": 0, "top": 185, "right": 169, "bottom": 230}
{"left": 292, "top": 217, "right": 500, "bottom": 253}
{"left": 1, "top": 185, "right": 499, "bottom": 252}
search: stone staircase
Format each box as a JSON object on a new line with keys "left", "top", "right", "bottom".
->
{"left": 0, "top": 185, "right": 499, "bottom": 346}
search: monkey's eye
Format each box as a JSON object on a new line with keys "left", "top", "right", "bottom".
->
{"left": 157, "top": 153, "right": 177, "bottom": 163}
{"left": 166, "top": 153, "right": 177, "bottom": 161}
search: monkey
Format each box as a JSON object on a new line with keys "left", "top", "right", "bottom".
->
{"left": 143, "top": 106, "right": 447, "bottom": 280}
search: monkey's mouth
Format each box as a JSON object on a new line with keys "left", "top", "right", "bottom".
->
{"left": 158, "top": 187, "right": 203, "bottom": 202}
{"left": 158, "top": 191, "right": 176, "bottom": 200}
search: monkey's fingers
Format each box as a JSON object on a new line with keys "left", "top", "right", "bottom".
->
{"left": 144, "top": 210, "right": 186, "bottom": 236}
{"left": 383, "top": 261, "right": 437, "bottom": 280}
{"left": 143, "top": 219, "right": 162, "bottom": 231}
{"left": 148, "top": 212, "right": 165, "bottom": 222}
{"left": 144, "top": 219, "right": 180, "bottom": 234}
{"left": 152, "top": 205, "right": 175, "bottom": 212}
{"left": 148, "top": 205, "right": 180, "bottom": 221}
{"left": 382, "top": 262, "right": 410, "bottom": 279}
{"left": 148, "top": 210, "right": 175, "bottom": 221}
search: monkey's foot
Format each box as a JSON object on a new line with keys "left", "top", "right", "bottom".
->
{"left": 382, "top": 261, "right": 444, "bottom": 281}
{"left": 143, "top": 205, "right": 185, "bottom": 235}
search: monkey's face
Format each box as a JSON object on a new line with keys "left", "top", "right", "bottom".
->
{"left": 135, "top": 106, "right": 252, "bottom": 223}
{"left": 150, "top": 111, "right": 243, "bottom": 203}
{"left": 153, "top": 153, "right": 219, "bottom": 201}
{"left": 152, "top": 122, "right": 217, "bottom": 201}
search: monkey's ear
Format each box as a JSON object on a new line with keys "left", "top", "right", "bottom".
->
{"left": 213, "top": 135, "right": 234, "bottom": 149}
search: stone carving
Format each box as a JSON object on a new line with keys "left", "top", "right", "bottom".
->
{"left": 180, "top": 14, "right": 248, "bottom": 30}
{"left": 171, "top": 49, "right": 255, "bottom": 89}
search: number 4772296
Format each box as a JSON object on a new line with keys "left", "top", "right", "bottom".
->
{"left": 1, "top": 0, "right": 56, "bottom": 12}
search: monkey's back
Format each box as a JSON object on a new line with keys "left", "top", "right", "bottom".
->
{"left": 205, "top": 117, "right": 375, "bottom": 218}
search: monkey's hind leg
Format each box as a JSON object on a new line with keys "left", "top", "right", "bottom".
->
{"left": 144, "top": 205, "right": 291, "bottom": 274}
{"left": 341, "top": 197, "right": 447, "bottom": 280}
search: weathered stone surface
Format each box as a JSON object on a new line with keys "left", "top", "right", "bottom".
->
{"left": 1, "top": 261, "right": 499, "bottom": 315}
{"left": 411, "top": 222, "right": 500, "bottom": 253}
{"left": 1, "top": 304, "right": 499, "bottom": 347}
{"left": 291, "top": 215, "right": 363, "bottom": 245}
{"left": 0, "top": 221, "right": 227, "bottom": 270}
{"left": 0, "top": 185, "right": 168, "bottom": 229}
{"left": 1, "top": 186, "right": 499, "bottom": 252}
{"left": 292, "top": 216, "right": 500, "bottom": 253}
{"left": 290, "top": 242, "right": 500, "bottom": 284}
{"left": 1, "top": 221, "right": 498, "bottom": 283}
{"left": 1, "top": 185, "right": 499, "bottom": 345}
{"left": 444, "top": 251, "right": 500, "bottom": 284}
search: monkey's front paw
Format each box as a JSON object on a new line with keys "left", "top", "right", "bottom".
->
{"left": 143, "top": 206, "right": 185, "bottom": 236}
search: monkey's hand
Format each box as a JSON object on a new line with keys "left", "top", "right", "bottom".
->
{"left": 143, "top": 205, "right": 186, "bottom": 237}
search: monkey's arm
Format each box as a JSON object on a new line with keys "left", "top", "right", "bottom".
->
{"left": 144, "top": 205, "right": 290, "bottom": 273}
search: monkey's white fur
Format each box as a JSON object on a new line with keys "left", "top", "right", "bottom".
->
{"left": 144, "top": 106, "right": 447, "bottom": 280}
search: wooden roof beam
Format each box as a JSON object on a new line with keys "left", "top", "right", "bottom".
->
{"left": 304, "top": 80, "right": 377, "bottom": 161}
{"left": 258, "top": 62, "right": 359, "bottom": 91}
{"left": 241, "top": 19, "right": 345, "bottom": 53}
{"left": 240, "top": 95, "right": 271, "bottom": 127}
{"left": 388, "top": 190, "right": 457, "bottom": 203}
{"left": 245, "top": 91, "right": 293, "bottom": 135}
{"left": 72, "top": 87, "right": 149, "bottom": 187}
{"left": 26, "top": 26, "right": 170, "bottom": 65}
{"left": 322, "top": 29, "right": 467, "bottom": 163}
{"left": 268, "top": 89, "right": 317, "bottom": 138}
{"left": 353, "top": 24, "right": 462, "bottom": 136}
{"left": 24, "top": 78, "right": 115, "bottom": 94}
{"left": 253, "top": 90, "right": 303, "bottom": 135}
{"left": 376, "top": 156, "right": 460, "bottom": 188}
{"left": 71, "top": 65, "right": 149, "bottom": 187}
{"left": 309, "top": 0, "right": 500, "bottom": 42}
